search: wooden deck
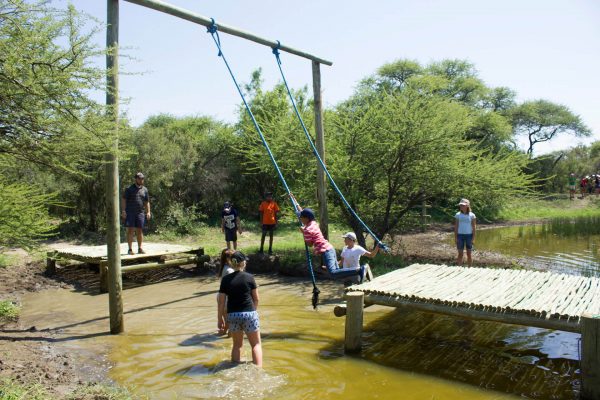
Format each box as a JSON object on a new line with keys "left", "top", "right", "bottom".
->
{"left": 346, "top": 264, "right": 600, "bottom": 333}
{"left": 46, "top": 242, "right": 206, "bottom": 293}
{"left": 342, "top": 264, "right": 600, "bottom": 398}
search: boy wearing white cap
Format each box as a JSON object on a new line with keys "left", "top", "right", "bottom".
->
{"left": 339, "top": 232, "right": 379, "bottom": 282}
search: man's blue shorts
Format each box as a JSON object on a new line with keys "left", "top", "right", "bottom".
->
{"left": 456, "top": 234, "right": 473, "bottom": 251}
{"left": 125, "top": 212, "right": 145, "bottom": 229}
{"left": 224, "top": 228, "right": 237, "bottom": 242}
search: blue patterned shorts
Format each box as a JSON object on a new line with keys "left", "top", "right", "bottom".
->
{"left": 227, "top": 311, "right": 260, "bottom": 333}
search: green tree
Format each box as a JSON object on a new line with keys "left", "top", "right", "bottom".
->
{"left": 511, "top": 100, "right": 592, "bottom": 157}
{"left": 0, "top": 0, "right": 110, "bottom": 168}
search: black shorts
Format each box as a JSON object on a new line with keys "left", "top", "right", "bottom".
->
{"left": 262, "top": 224, "right": 276, "bottom": 232}
{"left": 125, "top": 212, "right": 145, "bottom": 228}
{"left": 224, "top": 228, "right": 237, "bottom": 242}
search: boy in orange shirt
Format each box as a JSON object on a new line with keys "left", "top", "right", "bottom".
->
{"left": 259, "top": 192, "right": 280, "bottom": 255}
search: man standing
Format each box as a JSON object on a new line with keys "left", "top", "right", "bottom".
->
{"left": 121, "top": 172, "right": 151, "bottom": 255}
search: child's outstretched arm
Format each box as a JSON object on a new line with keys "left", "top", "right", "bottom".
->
{"left": 363, "top": 244, "right": 381, "bottom": 258}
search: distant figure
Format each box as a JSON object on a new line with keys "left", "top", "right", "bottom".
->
{"left": 595, "top": 174, "right": 600, "bottom": 196}
{"left": 292, "top": 199, "right": 373, "bottom": 282}
{"left": 258, "top": 192, "right": 280, "bottom": 255}
{"left": 568, "top": 173, "right": 576, "bottom": 200}
{"left": 580, "top": 176, "right": 588, "bottom": 199}
{"left": 454, "top": 198, "right": 476, "bottom": 267}
{"left": 121, "top": 172, "right": 151, "bottom": 255}
{"left": 221, "top": 201, "right": 242, "bottom": 250}
{"left": 217, "top": 251, "right": 263, "bottom": 367}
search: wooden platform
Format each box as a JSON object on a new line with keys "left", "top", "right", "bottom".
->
{"left": 341, "top": 264, "right": 600, "bottom": 398}
{"left": 346, "top": 264, "right": 600, "bottom": 333}
{"left": 46, "top": 242, "right": 206, "bottom": 293}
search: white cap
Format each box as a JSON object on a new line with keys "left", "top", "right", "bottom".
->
{"left": 342, "top": 232, "right": 357, "bottom": 241}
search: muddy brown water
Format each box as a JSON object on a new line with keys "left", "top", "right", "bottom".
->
{"left": 20, "top": 274, "right": 579, "bottom": 399}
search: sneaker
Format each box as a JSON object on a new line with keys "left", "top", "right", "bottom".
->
{"left": 127, "top": 249, "right": 134, "bottom": 255}
{"left": 138, "top": 248, "right": 146, "bottom": 254}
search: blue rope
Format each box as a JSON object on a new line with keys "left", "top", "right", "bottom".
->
{"left": 272, "top": 46, "right": 389, "bottom": 252}
{"left": 207, "top": 21, "right": 320, "bottom": 308}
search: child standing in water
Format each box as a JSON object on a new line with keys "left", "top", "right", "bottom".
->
{"left": 454, "top": 198, "right": 476, "bottom": 266}
{"left": 217, "top": 251, "right": 263, "bottom": 367}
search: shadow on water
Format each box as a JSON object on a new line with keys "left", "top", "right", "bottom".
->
{"left": 322, "top": 309, "right": 580, "bottom": 400}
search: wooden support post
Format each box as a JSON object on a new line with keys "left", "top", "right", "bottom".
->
{"left": 581, "top": 313, "right": 600, "bottom": 399}
{"left": 46, "top": 252, "right": 56, "bottom": 275}
{"left": 312, "top": 60, "right": 328, "bottom": 239}
{"left": 195, "top": 248, "right": 205, "bottom": 269}
{"left": 99, "top": 261, "right": 109, "bottom": 294}
{"left": 106, "top": 0, "right": 124, "bottom": 334}
{"left": 344, "top": 291, "right": 364, "bottom": 353}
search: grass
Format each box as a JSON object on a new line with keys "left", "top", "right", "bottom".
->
{"left": 0, "top": 254, "right": 15, "bottom": 268}
{"left": 0, "top": 380, "right": 143, "bottom": 400}
{"left": 0, "top": 301, "right": 20, "bottom": 322}
{"left": 497, "top": 196, "right": 600, "bottom": 221}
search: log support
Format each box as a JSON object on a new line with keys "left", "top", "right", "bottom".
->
{"left": 46, "top": 252, "right": 57, "bottom": 275}
{"left": 581, "top": 313, "right": 600, "bottom": 400}
{"left": 99, "top": 261, "right": 109, "bottom": 294}
{"left": 344, "top": 291, "right": 364, "bottom": 353}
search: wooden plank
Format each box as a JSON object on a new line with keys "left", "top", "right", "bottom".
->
{"left": 581, "top": 314, "right": 600, "bottom": 399}
{"left": 120, "top": 256, "right": 198, "bottom": 273}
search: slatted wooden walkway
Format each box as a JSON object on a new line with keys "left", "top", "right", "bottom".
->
{"left": 342, "top": 264, "right": 600, "bottom": 398}
{"left": 346, "top": 263, "right": 600, "bottom": 333}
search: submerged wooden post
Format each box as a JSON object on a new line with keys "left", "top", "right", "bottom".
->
{"left": 581, "top": 313, "right": 600, "bottom": 399}
{"left": 312, "top": 60, "right": 328, "bottom": 239}
{"left": 344, "top": 292, "right": 364, "bottom": 352}
{"left": 106, "top": 0, "right": 124, "bottom": 334}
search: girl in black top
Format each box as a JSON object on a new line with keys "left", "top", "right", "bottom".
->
{"left": 217, "top": 251, "right": 262, "bottom": 367}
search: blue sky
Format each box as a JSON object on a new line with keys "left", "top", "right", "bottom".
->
{"left": 64, "top": 0, "right": 599, "bottom": 156}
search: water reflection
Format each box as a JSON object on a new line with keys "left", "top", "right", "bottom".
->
{"left": 475, "top": 217, "right": 600, "bottom": 276}
{"left": 357, "top": 309, "right": 580, "bottom": 399}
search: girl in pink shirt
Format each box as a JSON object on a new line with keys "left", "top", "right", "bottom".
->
{"left": 297, "top": 207, "right": 371, "bottom": 282}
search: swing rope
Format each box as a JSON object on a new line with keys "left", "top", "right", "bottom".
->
{"left": 272, "top": 43, "right": 389, "bottom": 252}
{"left": 206, "top": 20, "right": 320, "bottom": 308}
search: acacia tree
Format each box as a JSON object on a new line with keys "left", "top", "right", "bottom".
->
{"left": 0, "top": 0, "right": 108, "bottom": 246}
{"left": 327, "top": 89, "right": 532, "bottom": 244}
{"left": 511, "top": 100, "right": 591, "bottom": 157}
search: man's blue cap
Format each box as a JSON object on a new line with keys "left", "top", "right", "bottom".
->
{"left": 299, "top": 208, "right": 315, "bottom": 221}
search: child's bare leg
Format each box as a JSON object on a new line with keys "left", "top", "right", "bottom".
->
{"left": 246, "top": 330, "right": 262, "bottom": 367}
{"left": 268, "top": 231, "right": 274, "bottom": 253}
{"left": 230, "top": 331, "right": 244, "bottom": 363}
{"left": 456, "top": 250, "right": 464, "bottom": 265}
{"left": 466, "top": 250, "right": 472, "bottom": 266}
{"left": 233, "top": 241, "right": 237, "bottom": 250}
{"left": 226, "top": 241, "right": 231, "bottom": 250}
{"left": 260, "top": 232, "right": 266, "bottom": 253}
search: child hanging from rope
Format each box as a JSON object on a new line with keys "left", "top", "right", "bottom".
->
{"left": 291, "top": 194, "right": 373, "bottom": 283}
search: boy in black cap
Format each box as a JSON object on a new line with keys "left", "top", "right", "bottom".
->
{"left": 221, "top": 201, "right": 242, "bottom": 250}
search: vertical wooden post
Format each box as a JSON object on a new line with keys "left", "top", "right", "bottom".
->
{"left": 99, "top": 261, "right": 109, "bottom": 293}
{"left": 106, "top": 0, "right": 124, "bottom": 334}
{"left": 581, "top": 313, "right": 600, "bottom": 399}
{"left": 344, "top": 291, "right": 364, "bottom": 352}
{"left": 195, "top": 248, "right": 205, "bottom": 269}
{"left": 312, "top": 61, "right": 328, "bottom": 239}
{"left": 46, "top": 252, "right": 56, "bottom": 275}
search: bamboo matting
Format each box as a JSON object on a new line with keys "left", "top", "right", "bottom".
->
{"left": 348, "top": 264, "right": 600, "bottom": 325}
{"left": 48, "top": 242, "right": 200, "bottom": 262}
